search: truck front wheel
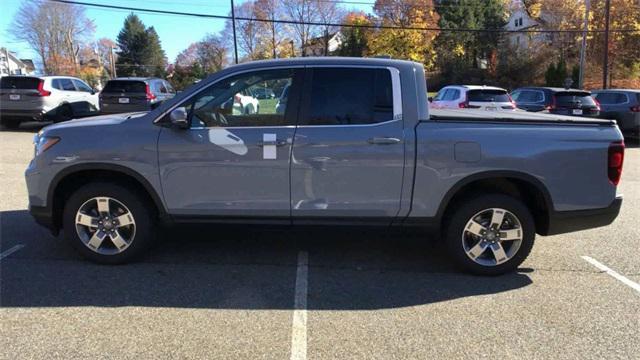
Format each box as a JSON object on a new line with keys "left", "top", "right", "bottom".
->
{"left": 62, "top": 182, "right": 155, "bottom": 264}
{"left": 445, "top": 194, "right": 535, "bottom": 276}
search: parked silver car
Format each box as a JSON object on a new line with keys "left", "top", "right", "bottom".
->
{"left": 0, "top": 75, "right": 99, "bottom": 128}
{"left": 592, "top": 89, "right": 640, "bottom": 136}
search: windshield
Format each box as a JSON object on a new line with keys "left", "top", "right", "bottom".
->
{"left": 0, "top": 76, "right": 40, "bottom": 89}
{"left": 555, "top": 92, "right": 596, "bottom": 106}
{"left": 468, "top": 89, "right": 510, "bottom": 102}
{"left": 103, "top": 80, "right": 146, "bottom": 93}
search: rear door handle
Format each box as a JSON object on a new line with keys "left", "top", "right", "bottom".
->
{"left": 367, "top": 137, "right": 401, "bottom": 145}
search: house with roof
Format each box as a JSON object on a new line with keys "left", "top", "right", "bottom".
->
{"left": 0, "top": 48, "right": 35, "bottom": 76}
{"left": 302, "top": 32, "right": 345, "bottom": 57}
{"left": 504, "top": 2, "right": 552, "bottom": 50}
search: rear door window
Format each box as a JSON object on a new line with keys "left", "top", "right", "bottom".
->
{"left": 555, "top": 92, "right": 596, "bottom": 106}
{"left": 103, "top": 81, "right": 146, "bottom": 93}
{"left": 304, "top": 68, "right": 393, "bottom": 125}
{"left": 60, "top": 79, "right": 76, "bottom": 91}
{"left": 72, "top": 79, "right": 93, "bottom": 92}
{"left": 0, "top": 76, "right": 40, "bottom": 89}
{"left": 468, "top": 89, "right": 510, "bottom": 102}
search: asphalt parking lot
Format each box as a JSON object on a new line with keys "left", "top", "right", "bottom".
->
{"left": 1, "top": 122, "right": 639, "bottom": 360}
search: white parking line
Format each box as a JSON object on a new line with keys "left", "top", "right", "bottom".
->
{"left": 290, "top": 251, "right": 309, "bottom": 360}
{"left": 582, "top": 256, "right": 640, "bottom": 294}
{"left": 0, "top": 244, "right": 25, "bottom": 260}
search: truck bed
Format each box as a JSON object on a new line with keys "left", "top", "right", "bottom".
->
{"left": 429, "top": 109, "right": 616, "bottom": 126}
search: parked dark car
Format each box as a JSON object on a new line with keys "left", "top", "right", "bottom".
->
{"left": 99, "top": 77, "right": 175, "bottom": 114}
{"left": 591, "top": 89, "right": 640, "bottom": 136}
{"left": 511, "top": 87, "right": 600, "bottom": 118}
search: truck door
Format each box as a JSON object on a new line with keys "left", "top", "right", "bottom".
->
{"left": 290, "top": 66, "right": 405, "bottom": 224}
{"left": 157, "top": 68, "right": 302, "bottom": 219}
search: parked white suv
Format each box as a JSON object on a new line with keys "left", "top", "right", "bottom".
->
{"left": 0, "top": 75, "right": 100, "bottom": 129}
{"left": 430, "top": 85, "right": 516, "bottom": 111}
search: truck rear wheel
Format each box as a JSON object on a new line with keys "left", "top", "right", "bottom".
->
{"left": 62, "top": 182, "right": 155, "bottom": 264}
{"left": 444, "top": 194, "right": 535, "bottom": 276}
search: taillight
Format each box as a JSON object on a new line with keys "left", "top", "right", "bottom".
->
{"left": 546, "top": 95, "right": 557, "bottom": 111}
{"left": 145, "top": 84, "right": 156, "bottom": 100}
{"left": 234, "top": 94, "right": 241, "bottom": 103}
{"left": 37, "top": 80, "right": 51, "bottom": 96}
{"left": 458, "top": 93, "right": 469, "bottom": 108}
{"left": 630, "top": 105, "right": 640, "bottom": 112}
{"left": 594, "top": 98, "right": 601, "bottom": 111}
{"left": 508, "top": 94, "right": 516, "bottom": 109}
{"left": 608, "top": 141, "right": 625, "bottom": 185}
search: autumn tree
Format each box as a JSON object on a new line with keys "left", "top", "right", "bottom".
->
{"left": 282, "top": 0, "right": 318, "bottom": 55}
{"left": 10, "top": 0, "right": 95, "bottom": 75}
{"left": 255, "top": 0, "right": 283, "bottom": 58}
{"left": 338, "top": 12, "right": 373, "bottom": 57}
{"left": 367, "top": 0, "right": 440, "bottom": 69}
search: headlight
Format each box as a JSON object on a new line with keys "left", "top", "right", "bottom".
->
{"left": 34, "top": 136, "right": 60, "bottom": 156}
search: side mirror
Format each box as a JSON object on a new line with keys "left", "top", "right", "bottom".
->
{"left": 169, "top": 107, "right": 189, "bottom": 129}
{"left": 91, "top": 88, "right": 97, "bottom": 95}
{"left": 428, "top": 97, "right": 433, "bottom": 102}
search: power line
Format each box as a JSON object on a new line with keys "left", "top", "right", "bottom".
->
{"left": 47, "top": 0, "right": 640, "bottom": 34}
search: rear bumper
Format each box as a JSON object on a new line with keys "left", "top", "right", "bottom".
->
{"left": 542, "top": 196, "right": 623, "bottom": 236}
{"left": 0, "top": 109, "right": 47, "bottom": 121}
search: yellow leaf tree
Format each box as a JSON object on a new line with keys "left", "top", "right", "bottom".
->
{"left": 368, "top": 0, "right": 440, "bottom": 69}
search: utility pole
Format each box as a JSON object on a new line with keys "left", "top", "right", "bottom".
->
{"left": 602, "top": 0, "right": 611, "bottom": 89}
{"left": 230, "top": 0, "right": 238, "bottom": 64}
{"left": 109, "top": 46, "right": 117, "bottom": 79}
{"left": 578, "top": 0, "right": 590, "bottom": 89}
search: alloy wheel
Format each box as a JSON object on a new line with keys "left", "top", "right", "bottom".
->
{"left": 75, "top": 196, "right": 136, "bottom": 255}
{"left": 461, "top": 208, "right": 523, "bottom": 267}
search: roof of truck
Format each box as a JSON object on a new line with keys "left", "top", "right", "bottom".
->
{"left": 225, "top": 56, "right": 421, "bottom": 70}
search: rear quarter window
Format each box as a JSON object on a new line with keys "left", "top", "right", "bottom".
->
{"left": 103, "top": 81, "right": 146, "bottom": 93}
{"left": 468, "top": 89, "right": 510, "bottom": 102}
{"left": 0, "top": 76, "right": 40, "bottom": 89}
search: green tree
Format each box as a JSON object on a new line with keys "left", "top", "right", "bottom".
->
{"left": 435, "top": 0, "right": 507, "bottom": 77}
{"left": 338, "top": 12, "right": 371, "bottom": 57}
{"left": 116, "top": 14, "right": 166, "bottom": 77}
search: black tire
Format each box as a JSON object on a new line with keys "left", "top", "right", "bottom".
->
{"left": 1, "top": 118, "right": 21, "bottom": 129}
{"left": 444, "top": 194, "right": 535, "bottom": 276}
{"left": 54, "top": 104, "right": 73, "bottom": 123}
{"left": 63, "top": 182, "right": 156, "bottom": 264}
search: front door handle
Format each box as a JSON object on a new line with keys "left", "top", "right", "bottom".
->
{"left": 367, "top": 137, "right": 401, "bottom": 145}
{"left": 258, "top": 139, "right": 287, "bottom": 147}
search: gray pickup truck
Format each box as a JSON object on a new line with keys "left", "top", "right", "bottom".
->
{"left": 26, "top": 58, "right": 625, "bottom": 275}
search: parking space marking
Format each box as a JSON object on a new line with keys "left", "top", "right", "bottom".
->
{"left": 0, "top": 244, "right": 25, "bottom": 260}
{"left": 290, "top": 251, "right": 309, "bottom": 360}
{"left": 582, "top": 256, "right": 640, "bottom": 294}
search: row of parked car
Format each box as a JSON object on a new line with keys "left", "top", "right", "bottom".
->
{"left": 1, "top": 74, "right": 638, "bottom": 136}
{"left": 0, "top": 75, "right": 177, "bottom": 129}
{"left": 429, "top": 85, "right": 640, "bottom": 136}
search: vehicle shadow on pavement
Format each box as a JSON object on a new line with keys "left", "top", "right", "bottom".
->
{"left": 1, "top": 210, "right": 532, "bottom": 310}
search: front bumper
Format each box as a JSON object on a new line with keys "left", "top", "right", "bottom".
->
{"left": 542, "top": 196, "right": 623, "bottom": 236}
{"left": 29, "top": 204, "right": 58, "bottom": 235}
